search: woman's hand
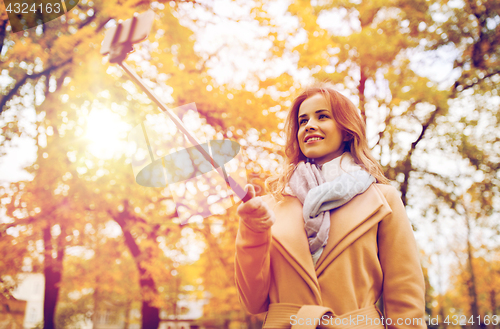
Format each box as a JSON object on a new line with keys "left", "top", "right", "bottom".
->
{"left": 237, "top": 184, "right": 276, "bottom": 233}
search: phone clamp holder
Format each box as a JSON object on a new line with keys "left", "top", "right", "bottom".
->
{"left": 108, "top": 18, "right": 136, "bottom": 64}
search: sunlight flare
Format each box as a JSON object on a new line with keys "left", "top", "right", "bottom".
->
{"left": 84, "top": 108, "right": 130, "bottom": 159}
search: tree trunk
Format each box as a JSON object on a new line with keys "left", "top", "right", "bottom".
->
{"left": 92, "top": 274, "right": 99, "bottom": 329}
{"left": 465, "top": 215, "right": 482, "bottom": 329}
{"left": 223, "top": 318, "right": 230, "bottom": 329}
{"left": 141, "top": 302, "right": 160, "bottom": 329}
{"left": 124, "top": 301, "right": 131, "bottom": 329}
{"left": 43, "top": 224, "right": 64, "bottom": 329}
{"left": 438, "top": 295, "right": 447, "bottom": 329}
{"left": 490, "top": 288, "right": 496, "bottom": 327}
{"left": 113, "top": 207, "right": 160, "bottom": 329}
{"left": 357, "top": 65, "right": 367, "bottom": 124}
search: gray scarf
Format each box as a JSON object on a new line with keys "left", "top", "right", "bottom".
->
{"left": 288, "top": 155, "right": 375, "bottom": 262}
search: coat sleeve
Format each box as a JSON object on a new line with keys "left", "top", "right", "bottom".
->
{"left": 377, "top": 185, "right": 427, "bottom": 329}
{"left": 234, "top": 210, "right": 272, "bottom": 314}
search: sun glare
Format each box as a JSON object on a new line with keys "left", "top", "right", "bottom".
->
{"left": 85, "top": 108, "right": 130, "bottom": 159}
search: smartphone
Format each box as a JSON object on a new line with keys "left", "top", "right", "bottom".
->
{"left": 100, "top": 10, "right": 155, "bottom": 56}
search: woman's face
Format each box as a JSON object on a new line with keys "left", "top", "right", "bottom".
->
{"left": 297, "top": 93, "right": 345, "bottom": 165}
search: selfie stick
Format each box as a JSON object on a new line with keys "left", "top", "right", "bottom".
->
{"left": 100, "top": 11, "right": 251, "bottom": 202}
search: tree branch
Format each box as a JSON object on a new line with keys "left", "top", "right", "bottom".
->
{"left": 399, "top": 105, "right": 442, "bottom": 205}
{"left": 0, "top": 18, "right": 8, "bottom": 55}
{"left": 0, "top": 198, "right": 66, "bottom": 237}
{"left": 453, "top": 70, "right": 500, "bottom": 94}
{"left": 0, "top": 57, "right": 72, "bottom": 115}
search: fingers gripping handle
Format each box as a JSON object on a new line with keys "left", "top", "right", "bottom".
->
{"left": 243, "top": 184, "right": 256, "bottom": 202}
{"left": 226, "top": 176, "right": 254, "bottom": 203}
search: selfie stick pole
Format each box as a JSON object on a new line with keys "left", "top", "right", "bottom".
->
{"left": 102, "top": 14, "right": 251, "bottom": 202}
{"left": 119, "top": 62, "right": 251, "bottom": 202}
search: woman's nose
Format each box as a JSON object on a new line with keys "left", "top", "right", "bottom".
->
{"left": 305, "top": 122, "right": 317, "bottom": 132}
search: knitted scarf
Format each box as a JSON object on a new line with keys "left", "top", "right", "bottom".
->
{"left": 287, "top": 153, "right": 375, "bottom": 264}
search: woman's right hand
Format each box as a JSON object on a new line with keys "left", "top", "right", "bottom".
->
{"left": 237, "top": 184, "right": 276, "bottom": 233}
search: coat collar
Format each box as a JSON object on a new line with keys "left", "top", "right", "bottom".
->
{"left": 268, "top": 184, "right": 392, "bottom": 284}
{"left": 269, "top": 195, "right": 319, "bottom": 289}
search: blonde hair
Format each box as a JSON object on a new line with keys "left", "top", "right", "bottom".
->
{"left": 266, "top": 84, "right": 389, "bottom": 200}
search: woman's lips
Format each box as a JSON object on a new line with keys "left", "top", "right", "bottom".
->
{"left": 305, "top": 137, "right": 324, "bottom": 144}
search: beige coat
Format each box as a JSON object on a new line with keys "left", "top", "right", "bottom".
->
{"left": 235, "top": 184, "right": 426, "bottom": 329}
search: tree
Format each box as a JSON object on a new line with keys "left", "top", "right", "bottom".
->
{"left": 1, "top": 1, "right": 281, "bottom": 328}
{"left": 250, "top": 0, "right": 500, "bottom": 323}
{"left": 445, "top": 255, "right": 500, "bottom": 327}
{"left": 55, "top": 238, "right": 141, "bottom": 328}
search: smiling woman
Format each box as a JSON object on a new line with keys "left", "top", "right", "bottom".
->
{"left": 234, "top": 83, "right": 426, "bottom": 329}
{"left": 84, "top": 107, "right": 131, "bottom": 160}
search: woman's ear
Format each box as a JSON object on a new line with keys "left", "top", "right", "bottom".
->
{"left": 343, "top": 132, "right": 352, "bottom": 141}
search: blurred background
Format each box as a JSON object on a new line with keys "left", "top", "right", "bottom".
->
{"left": 0, "top": 0, "right": 499, "bottom": 328}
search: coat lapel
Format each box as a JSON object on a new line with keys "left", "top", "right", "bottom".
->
{"left": 269, "top": 196, "right": 320, "bottom": 292}
{"left": 314, "top": 184, "right": 392, "bottom": 276}
{"left": 265, "top": 184, "right": 392, "bottom": 294}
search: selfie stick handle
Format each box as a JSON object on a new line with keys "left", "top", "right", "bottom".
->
{"left": 117, "top": 61, "right": 252, "bottom": 203}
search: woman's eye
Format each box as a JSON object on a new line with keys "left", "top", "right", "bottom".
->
{"left": 319, "top": 114, "right": 328, "bottom": 119}
{"left": 299, "top": 119, "right": 308, "bottom": 125}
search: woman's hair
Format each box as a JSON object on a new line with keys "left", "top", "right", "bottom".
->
{"left": 266, "top": 83, "right": 389, "bottom": 200}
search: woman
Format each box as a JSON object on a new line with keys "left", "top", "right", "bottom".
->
{"left": 235, "top": 84, "right": 426, "bottom": 329}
